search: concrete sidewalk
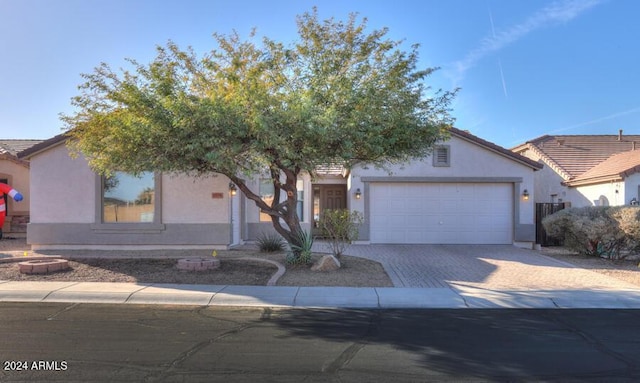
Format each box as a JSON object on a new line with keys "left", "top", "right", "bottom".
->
{"left": 3, "top": 280, "right": 640, "bottom": 309}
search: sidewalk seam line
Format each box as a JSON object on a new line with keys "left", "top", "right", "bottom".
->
{"left": 292, "top": 286, "right": 300, "bottom": 307}
{"left": 124, "top": 284, "right": 153, "bottom": 303}
{"left": 42, "top": 282, "right": 81, "bottom": 301}
{"left": 207, "top": 285, "right": 228, "bottom": 305}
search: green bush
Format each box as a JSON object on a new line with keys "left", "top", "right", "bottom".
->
{"left": 542, "top": 206, "right": 640, "bottom": 259}
{"left": 318, "top": 209, "right": 364, "bottom": 257}
{"left": 286, "top": 230, "right": 314, "bottom": 265}
{"left": 256, "top": 232, "right": 285, "bottom": 252}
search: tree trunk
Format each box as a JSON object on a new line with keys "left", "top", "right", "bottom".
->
{"left": 228, "top": 170, "right": 308, "bottom": 262}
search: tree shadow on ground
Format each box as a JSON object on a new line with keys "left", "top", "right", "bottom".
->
{"left": 269, "top": 308, "right": 640, "bottom": 381}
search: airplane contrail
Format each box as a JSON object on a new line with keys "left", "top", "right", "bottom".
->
{"left": 549, "top": 106, "right": 640, "bottom": 134}
{"left": 450, "top": 0, "right": 603, "bottom": 81}
{"left": 489, "top": 8, "right": 509, "bottom": 98}
{"left": 498, "top": 59, "right": 508, "bottom": 99}
{"left": 489, "top": 9, "right": 508, "bottom": 99}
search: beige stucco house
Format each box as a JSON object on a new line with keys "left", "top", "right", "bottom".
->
{"left": 512, "top": 131, "right": 640, "bottom": 207}
{"left": 19, "top": 128, "right": 541, "bottom": 250}
{"left": 0, "top": 139, "right": 43, "bottom": 237}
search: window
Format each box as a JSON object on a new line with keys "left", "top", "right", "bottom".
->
{"left": 433, "top": 145, "right": 451, "bottom": 167}
{"left": 296, "top": 179, "right": 304, "bottom": 221}
{"left": 103, "top": 172, "right": 155, "bottom": 223}
{"left": 259, "top": 178, "right": 274, "bottom": 222}
{"left": 259, "top": 178, "right": 304, "bottom": 222}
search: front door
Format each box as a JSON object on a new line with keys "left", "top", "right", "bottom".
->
{"left": 312, "top": 184, "right": 347, "bottom": 235}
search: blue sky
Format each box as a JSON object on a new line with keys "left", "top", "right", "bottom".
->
{"left": 1, "top": 0, "right": 637, "bottom": 148}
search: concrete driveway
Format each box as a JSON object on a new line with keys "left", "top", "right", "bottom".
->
{"left": 321, "top": 244, "right": 640, "bottom": 291}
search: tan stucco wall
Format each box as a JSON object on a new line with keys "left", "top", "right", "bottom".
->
{"left": 29, "top": 144, "right": 96, "bottom": 223}
{"left": 27, "top": 143, "right": 236, "bottom": 249}
{"left": 0, "top": 159, "right": 30, "bottom": 216}
{"left": 351, "top": 135, "right": 537, "bottom": 225}
{"left": 30, "top": 144, "right": 233, "bottom": 225}
{"left": 577, "top": 181, "right": 625, "bottom": 207}
{"left": 162, "top": 173, "right": 230, "bottom": 224}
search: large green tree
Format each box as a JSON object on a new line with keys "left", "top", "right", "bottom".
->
{"left": 64, "top": 9, "right": 456, "bottom": 261}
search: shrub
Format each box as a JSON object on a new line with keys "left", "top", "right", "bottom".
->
{"left": 609, "top": 206, "right": 640, "bottom": 253}
{"left": 256, "top": 232, "right": 285, "bottom": 252}
{"left": 286, "top": 230, "right": 314, "bottom": 265}
{"left": 542, "top": 206, "right": 640, "bottom": 259}
{"left": 318, "top": 209, "right": 364, "bottom": 257}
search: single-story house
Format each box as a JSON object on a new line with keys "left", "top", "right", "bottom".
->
{"left": 18, "top": 128, "right": 541, "bottom": 250}
{"left": 0, "top": 139, "right": 43, "bottom": 236}
{"left": 512, "top": 130, "right": 640, "bottom": 207}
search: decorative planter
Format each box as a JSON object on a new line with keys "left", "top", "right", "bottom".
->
{"left": 18, "top": 259, "right": 70, "bottom": 274}
{"left": 176, "top": 258, "right": 220, "bottom": 272}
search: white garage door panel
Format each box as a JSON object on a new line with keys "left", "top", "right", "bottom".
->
{"left": 370, "top": 183, "right": 513, "bottom": 244}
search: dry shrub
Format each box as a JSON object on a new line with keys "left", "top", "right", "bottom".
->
{"left": 543, "top": 206, "right": 640, "bottom": 259}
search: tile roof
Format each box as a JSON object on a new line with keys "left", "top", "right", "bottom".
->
{"left": 513, "top": 133, "right": 640, "bottom": 180}
{"left": 17, "top": 134, "right": 69, "bottom": 159}
{"left": 564, "top": 149, "right": 640, "bottom": 186}
{"left": 0, "top": 139, "right": 44, "bottom": 156}
{"left": 314, "top": 163, "right": 348, "bottom": 176}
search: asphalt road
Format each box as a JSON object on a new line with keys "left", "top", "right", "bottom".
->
{"left": 1, "top": 303, "right": 640, "bottom": 382}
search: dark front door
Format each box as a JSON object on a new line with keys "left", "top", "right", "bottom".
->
{"left": 313, "top": 184, "right": 347, "bottom": 235}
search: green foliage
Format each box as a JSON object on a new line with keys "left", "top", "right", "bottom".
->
{"left": 286, "top": 230, "right": 314, "bottom": 265}
{"left": 318, "top": 209, "right": 364, "bottom": 257}
{"left": 542, "top": 206, "right": 640, "bottom": 259}
{"left": 62, "top": 7, "right": 455, "bottom": 252}
{"left": 256, "top": 232, "right": 285, "bottom": 252}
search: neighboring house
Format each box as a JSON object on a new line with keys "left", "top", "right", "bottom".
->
{"left": 512, "top": 131, "right": 640, "bottom": 207}
{"left": 19, "top": 128, "right": 541, "bottom": 250}
{"left": 0, "top": 139, "right": 43, "bottom": 237}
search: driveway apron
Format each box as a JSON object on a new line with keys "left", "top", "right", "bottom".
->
{"left": 313, "top": 243, "right": 640, "bottom": 290}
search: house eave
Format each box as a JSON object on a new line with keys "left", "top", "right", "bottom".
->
{"left": 0, "top": 153, "right": 30, "bottom": 168}
{"left": 17, "top": 134, "right": 69, "bottom": 160}
{"left": 563, "top": 175, "right": 624, "bottom": 187}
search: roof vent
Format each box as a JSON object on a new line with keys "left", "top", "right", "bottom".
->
{"left": 557, "top": 139, "right": 565, "bottom": 146}
{"left": 619, "top": 129, "right": 623, "bottom": 141}
{"left": 633, "top": 141, "right": 637, "bottom": 151}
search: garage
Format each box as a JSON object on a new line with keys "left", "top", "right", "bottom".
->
{"left": 370, "top": 182, "right": 514, "bottom": 244}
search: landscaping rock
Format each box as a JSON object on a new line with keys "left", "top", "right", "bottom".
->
{"left": 311, "top": 254, "right": 341, "bottom": 272}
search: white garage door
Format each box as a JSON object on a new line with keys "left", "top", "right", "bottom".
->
{"left": 370, "top": 183, "right": 513, "bottom": 244}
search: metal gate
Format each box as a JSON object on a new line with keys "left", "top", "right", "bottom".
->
{"left": 535, "top": 203, "right": 568, "bottom": 246}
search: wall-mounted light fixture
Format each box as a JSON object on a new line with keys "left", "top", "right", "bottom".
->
{"left": 229, "top": 182, "right": 237, "bottom": 196}
{"left": 355, "top": 188, "right": 362, "bottom": 199}
{"left": 522, "top": 189, "right": 529, "bottom": 201}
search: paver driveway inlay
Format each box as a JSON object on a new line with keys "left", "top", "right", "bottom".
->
{"left": 317, "top": 244, "right": 640, "bottom": 290}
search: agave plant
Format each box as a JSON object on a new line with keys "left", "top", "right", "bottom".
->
{"left": 286, "top": 230, "right": 314, "bottom": 265}
{"left": 256, "top": 232, "right": 285, "bottom": 253}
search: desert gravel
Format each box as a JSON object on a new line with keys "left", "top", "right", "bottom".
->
{"left": 0, "top": 237, "right": 393, "bottom": 287}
